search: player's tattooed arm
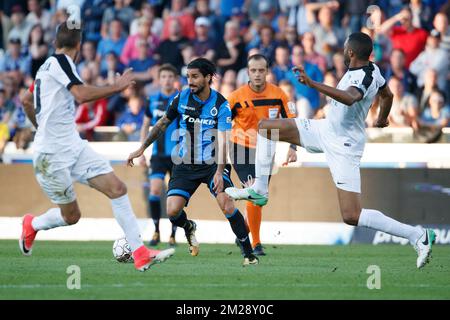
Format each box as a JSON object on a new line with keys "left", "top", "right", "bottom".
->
{"left": 127, "top": 115, "right": 172, "bottom": 167}
{"left": 20, "top": 89, "right": 38, "bottom": 129}
{"left": 374, "top": 84, "right": 393, "bottom": 128}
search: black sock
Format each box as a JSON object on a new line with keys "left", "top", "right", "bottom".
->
{"left": 171, "top": 224, "right": 177, "bottom": 237}
{"left": 169, "top": 210, "right": 190, "bottom": 231}
{"left": 149, "top": 195, "right": 161, "bottom": 232}
{"left": 226, "top": 209, "right": 253, "bottom": 257}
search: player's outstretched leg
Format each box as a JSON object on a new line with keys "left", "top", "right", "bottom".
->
{"left": 167, "top": 196, "right": 199, "bottom": 256}
{"left": 20, "top": 202, "right": 79, "bottom": 256}
{"left": 89, "top": 172, "right": 174, "bottom": 271}
{"left": 226, "top": 119, "right": 301, "bottom": 206}
{"left": 338, "top": 189, "right": 436, "bottom": 269}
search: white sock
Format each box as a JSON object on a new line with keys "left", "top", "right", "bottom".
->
{"left": 358, "top": 208, "right": 423, "bottom": 244}
{"left": 111, "top": 194, "right": 144, "bottom": 251}
{"left": 253, "top": 132, "right": 276, "bottom": 195}
{"left": 32, "top": 208, "right": 68, "bottom": 231}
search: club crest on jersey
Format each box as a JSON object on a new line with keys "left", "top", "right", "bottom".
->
{"left": 182, "top": 114, "right": 216, "bottom": 125}
{"left": 210, "top": 107, "right": 218, "bottom": 116}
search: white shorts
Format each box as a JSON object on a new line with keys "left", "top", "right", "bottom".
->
{"left": 295, "top": 118, "right": 362, "bottom": 193}
{"left": 33, "top": 141, "right": 113, "bottom": 204}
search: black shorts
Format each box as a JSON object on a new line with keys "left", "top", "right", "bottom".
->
{"left": 148, "top": 156, "right": 173, "bottom": 180}
{"left": 230, "top": 143, "right": 271, "bottom": 186}
{"left": 167, "top": 163, "right": 234, "bottom": 204}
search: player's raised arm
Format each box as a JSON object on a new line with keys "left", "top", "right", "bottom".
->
{"left": 70, "top": 68, "right": 136, "bottom": 104}
{"left": 373, "top": 83, "right": 393, "bottom": 128}
{"left": 293, "top": 65, "right": 363, "bottom": 106}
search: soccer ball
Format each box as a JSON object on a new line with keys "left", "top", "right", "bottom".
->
{"left": 112, "top": 237, "right": 133, "bottom": 263}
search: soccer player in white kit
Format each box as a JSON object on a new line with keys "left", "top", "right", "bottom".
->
{"left": 226, "top": 32, "right": 436, "bottom": 268}
{"left": 19, "top": 22, "right": 174, "bottom": 271}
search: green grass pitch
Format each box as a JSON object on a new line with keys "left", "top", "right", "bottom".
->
{"left": 1, "top": 240, "right": 449, "bottom": 300}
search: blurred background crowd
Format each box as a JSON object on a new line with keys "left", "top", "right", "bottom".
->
{"left": 0, "top": 0, "right": 449, "bottom": 160}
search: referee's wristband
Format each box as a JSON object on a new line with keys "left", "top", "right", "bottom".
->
{"left": 289, "top": 144, "right": 297, "bottom": 151}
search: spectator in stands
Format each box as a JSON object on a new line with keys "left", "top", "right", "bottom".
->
{"left": 0, "top": 86, "right": 15, "bottom": 162}
{"left": 130, "top": 2, "right": 163, "bottom": 36}
{"left": 279, "top": 25, "right": 299, "bottom": 52}
{"left": 101, "top": 0, "right": 135, "bottom": 37}
{"left": 278, "top": 79, "right": 298, "bottom": 116}
{"left": 271, "top": 45, "right": 291, "bottom": 83}
{"left": 219, "top": 70, "right": 237, "bottom": 99}
{"left": 306, "top": 2, "right": 346, "bottom": 62}
{"left": 341, "top": 0, "right": 371, "bottom": 34}
{"left": 250, "top": 25, "right": 278, "bottom": 63}
{"left": 410, "top": 29, "right": 449, "bottom": 92}
{"left": 193, "top": 0, "right": 221, "bottom": 43}
{"left": 388, "top": 76, "right": 419, "bottom": 130}
{"left": 192, "top": 17, "right": 215, "bottom": 61}
{"left": 28, "top": 24, "right": 48, "bottom": 79}
{"left": 330, "top": 51, "right": 346, "bottom": 81}
{"left": 77, "top": 40, "right": 97, "bottom": 76}
{"left": 433, "top": 12, "right": 450, "bottom": 52}
{"left": 286, "top": 44, "right": 323, "bottom": 118}
{"left": 121, "top": 16, "right": 160, "bottom": 67}
{"left": 26, "top": 0, "right": 52, "bottom": 42}
{"left": 8, "top": 5, "right": 32, "bottom": 47}
{"left": 0, "top": 8, "right": 13, "bottom": 51}
{"left": 384, "top": 48, "right": 417, "bottom": 94}
{"left": 0, "top": 38, "right": 29, "bottom": 84}
{"left": 96, "top": 19, "right": 126, "bottom": 73}
{"left": 99, "top": 51, "right": 124, "bottom": 86}
{"left": 113, "top": 94, "right": 145, "bottom": 142}
{"left": 379, "top": 6, "right": 428, "bottom": 68}
{"left": 419, "top": 89, "right": 450, "bottom": 128}
{"left": 75, "top": 68, "right": 109, "bottom": 141}
{"left": 129, "top": 39, "right": 157, "bottom": 84}
{"left": 216, "top": 20, "right": 246, "bottom": 75}
{"left": 161, "top": 0, "right": 195, "bottom": 40}
{"left": 410, "top": 0, "right": 433, "bottom": 31}
{"left": 417, "top": 68, "right": 439, "bottom": 113}
{"left": 247, "top": 0, "right": 278, "bottom": 22}
{"left": 155, "top": 19, "right": 189, "bottom": 74}
{"left": 81, "top": 0, "right": 111, "bottom": 43}
{"left": 11, "top": 87, "right": 33, "bottom": 150}
{"left": 314, "top": 71, "right": 337, "bottom": 120}
{"left": 301, "top": 31, "right": 327, "bottom": 73}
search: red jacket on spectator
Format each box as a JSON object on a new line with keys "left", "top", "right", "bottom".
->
{"left": 390, "top": 26, "right": 428, "bottom": 68}
{"left": 161, "top": 15, "right": 196, "bottom": 40}
{"left": 75, "top": 99, "right": 108, "bottom": 141}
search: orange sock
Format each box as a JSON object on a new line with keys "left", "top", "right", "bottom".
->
{"left": 246, "top": 202, "right": 262, "bottom": 248}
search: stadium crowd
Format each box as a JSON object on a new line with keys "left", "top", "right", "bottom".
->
{"left": 0, "top": 0, "right": 449, "bottom": 161}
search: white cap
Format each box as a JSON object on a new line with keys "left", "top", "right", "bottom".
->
{"left": 195, "top": 17, "right": 211, "bottom": 27}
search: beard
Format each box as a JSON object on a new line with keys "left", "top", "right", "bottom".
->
{"left": 190, "top": 83, "right": 205, "bottom": 94}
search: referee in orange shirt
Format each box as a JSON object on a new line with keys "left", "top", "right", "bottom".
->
{"left": 228, "top": 54, "right": 298, "bottom": 256}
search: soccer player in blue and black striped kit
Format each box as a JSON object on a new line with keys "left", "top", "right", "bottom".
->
{"left": 139, "top": 64, "right": 179, "bottom": 247}
{"left": 128, "top": 58, "right": 258, "bottom": 265}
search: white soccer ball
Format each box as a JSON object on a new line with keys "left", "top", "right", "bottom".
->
{"left": 112, "top": 237, "right": 133, "bottom": 263}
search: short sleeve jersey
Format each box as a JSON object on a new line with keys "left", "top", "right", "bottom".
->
{"left": 33, "top": 54, "right": 83, "bottom": 153}
{"left": 166, "top": 88, "right": 232, "bottom": 164}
